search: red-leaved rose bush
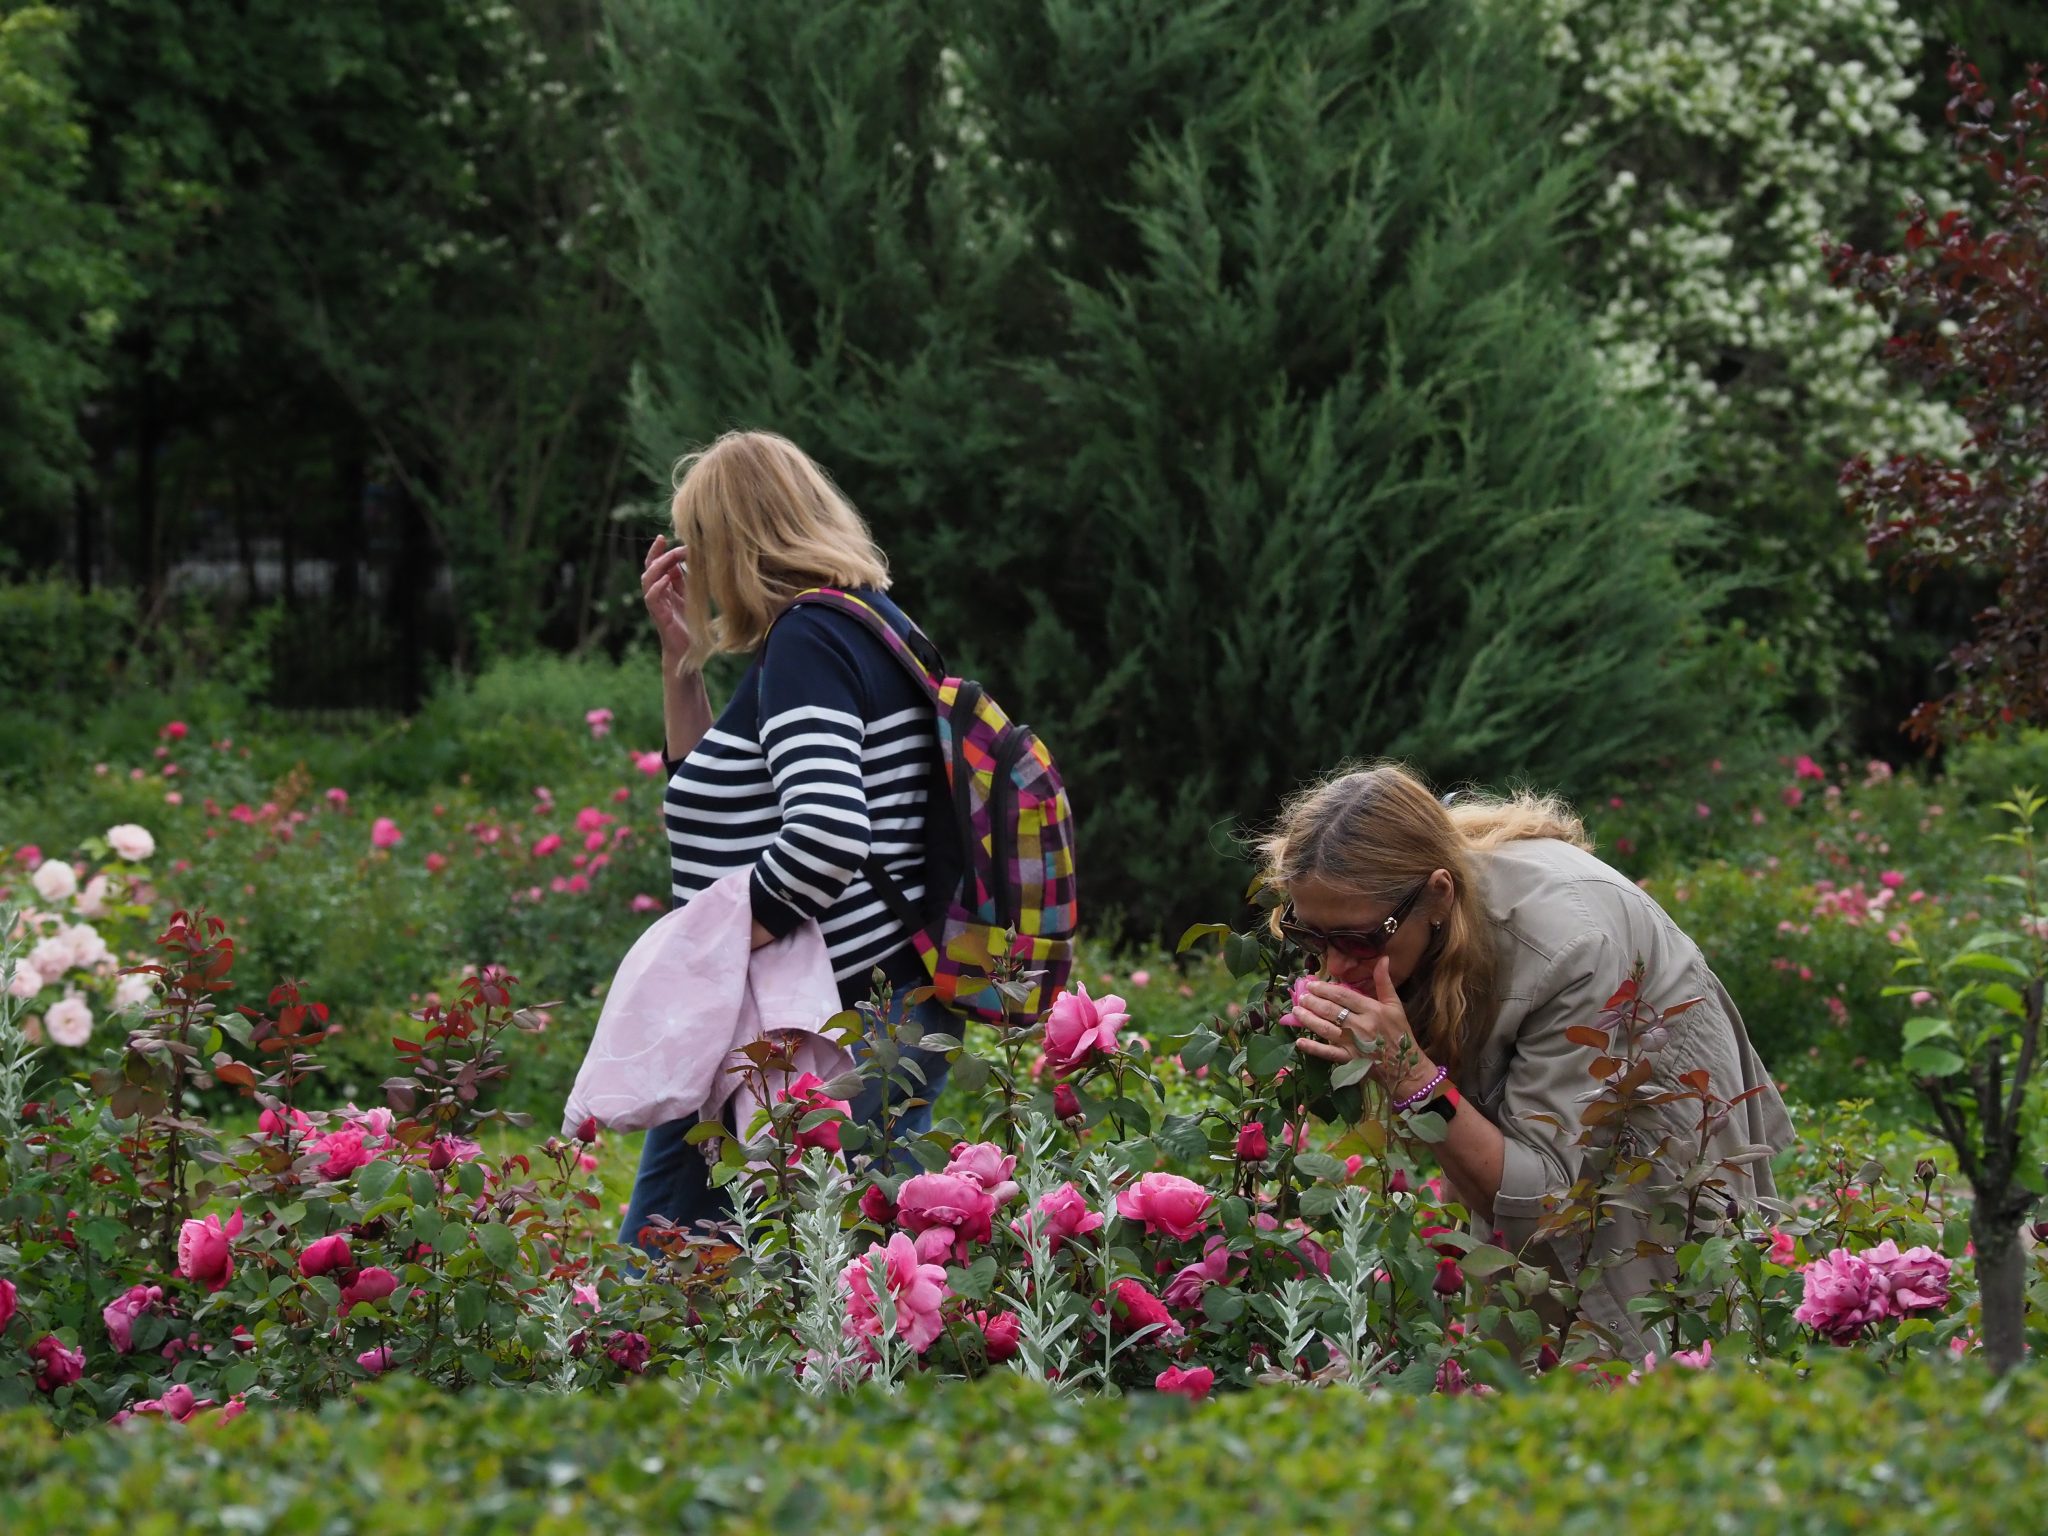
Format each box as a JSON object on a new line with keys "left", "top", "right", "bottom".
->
{"left": 0, "top": 815, "right": 2040, "bottom": 1429}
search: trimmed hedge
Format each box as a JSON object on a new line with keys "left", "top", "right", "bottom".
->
{"left": 4, "top": 1358, "right": 2045, "bottom": 1532}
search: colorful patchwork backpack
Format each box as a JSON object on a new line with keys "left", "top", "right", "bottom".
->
{"left": 785, "top": 589, "right": 1078, "bottom": 1025}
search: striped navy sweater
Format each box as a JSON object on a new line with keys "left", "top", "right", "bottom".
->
{"left": 663, "top": 589, "right": 937, "bottom": 1005}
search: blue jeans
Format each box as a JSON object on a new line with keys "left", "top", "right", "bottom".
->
{"left": 617, "top": 983, "right": 957, "bottom": 1253}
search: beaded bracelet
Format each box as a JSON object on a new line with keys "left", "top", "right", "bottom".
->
{"left": 1392, "top": 1062, "right": 1449, "bottom": 1112}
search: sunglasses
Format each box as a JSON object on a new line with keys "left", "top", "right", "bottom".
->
{"left": 1278, "top": 880, "right": 1430, "bottom": 965}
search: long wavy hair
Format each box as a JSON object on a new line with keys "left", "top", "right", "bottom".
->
{"left": 668, "top": 430, "right": 891, "bottom": 672}
{"left": 1257, "top": 762, "right": 1591, "bottom": 1074}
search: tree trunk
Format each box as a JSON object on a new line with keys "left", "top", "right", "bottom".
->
{"left": 1970, "top": 1202, "right": 2029, "bottom": 1375}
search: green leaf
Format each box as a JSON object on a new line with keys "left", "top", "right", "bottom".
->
{"left": 683, "top": 1120, "right": 726, "bottom": 1145}
{"left": 1297, "top": 1186, "right": 1341, "bottom": 1217}
{"left": 1178, "top": 1029, "right": 1223, "bottom": 1072}
{"left": 1223, "top": 932, "right": 1266, "bottom": 979}
{"left": 1178, "top": 922, "right": 1231, "bottom": 954}
{"left": 458, "top": 1161, "right": 488, "bottom": 1199}
{"left": 1947, "top": 951, "right": 2032, "bottom": 978}
{"left": 1404, "top": 1109, "right": 1450, "bottom": 1144}
{"left": 1245, "top": 1033, "right": 1296, "bottom": 1078}
{"left": 407, "top": 1169, "right": 439, "bottom": 1205}
{"left": 1330, "top": 1056, "right": 1374, "bottom": 1090}
{"left": 454, "top": 1285, "right": 488, "bottom": 1332}
{"left": 946, "top": 1254, "right": 998, "bottom": 1303}
{"left": 357, "top": 1160, "right": 400, "bottom": 1205}
{"left": 1292, "top": 1151, "right": 1345, "bottom": 1182}
{"left": 1460, "top": 1244, "right": 1517, "bottom": 1279}
{"left": 1982, "top": 982, "right": 2029, "bottom": 1017}
{"left": 1155, "top": 1113, "right": 1211, "bottom": 1163}
{"left": 1903, "top": 1016, "right": 1954, "bottom": 1046}
{"left": 1202, "top": 1286, "right": 1247, "bottom": 1324}
{"left": 475, "top": 1222, "right": 521, "bottom": 1270}
{"left": 1902, "top": 1044, "right": 1966, "bottom": 1079}
{"left": 950, "top": 1053, "right": 993, "bottom": 1094}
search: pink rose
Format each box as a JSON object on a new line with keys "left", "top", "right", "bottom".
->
{"left": 1767, "top": 1230, "right": 1797, "bottom": 1267}
{"left": 102, "top": 1283, "right": 162, "bottom": 1353}
{"left": 859, "top": 1184, "right": 898, "bottom": 1224}
{"left": 586, "top": 708, "right": 614, "bottom": 739}
{"left": 1116, "top": 1172, "right": 1213, "bottom": 1242}
{"left": 30, "top": 1334, "right": 84, "bottom": 1392}
{"left": 897, "top": 1172, "right": 996, "bottom": 1263}
{"left": 1794, "top": 1249, "right": 1888, "bottom": 1343}
{"left": 0, "top": 1276, "right": 14, "bottom": 1332}
{"left": 532, "top": 833, "right": 564, "bottom": 858}
{"left": 1235, "top": 1122, "right": 1269, "bottom": 1161}
{"left": 105, "top": 823, "right": 156, "bottom": 862}
{"left": 1432, "top": 1256, "right": 1465, "bottom": 1295}
{"left": 573, "top": 1282, "right": 600, "bottom": 1313}
{"left": 1041, "top": 984, "right": 1127, "bottom": 1073}
{"left": 1793, "top": 755, "right": 1826, "bottom": 781}
{"left": 177, "top": 1209, "right": 243, "bottom": 1292}
{"left": 258, "top": 1105, "right": 313, "bottom": 1139}
{"left": 1162, "top": 1235, "right": 1239, "bottom": 1310}
{"left": 776, "top": 1072, "right": 852, "bottom": 1154}
{"left": 1108, "top": 1277, "right": 1181, "bottom": 1338}
{"left": 298, "top": 1234, "right": 354, "bottom": 1277}
{"left": 1863, "top": 1240, "right": 1952, "bottom": 1316}
{"left": 945, "top": 1141, "right": 1020, "bottom": 1205}
{"left": 424, "top": 851, "right": 448, "bottom": 874}
{"left": 1011, "top": 1182, "right": 1104, "bottom": 1255}
{"left": 339, "top": 1266, "right": 399, "bottom": 1317}
{"left": 1128, "top": 969, "right": 1151, "bottom": 988}
{"left": 310, "top": 1127, "right": 375, "bottom": 1182}
{"left": 129, "top": 1383, "right": 215, "bottom": 1422}
{"left": 1667, "top": 1340, "right": 1715, "bottom": 1370}
{"left": 161, "top": 721, "right": 188, "bottom": 741}
{"left": 1155, "top": 1364, "right": 1214, "bottom": 1400}
{"left": 370, "top": 817, "right": 402, "bottom": 849}
{"left": 325, "top": 787, "right": 349, "bottom": 809}
{"left": 630, "top": 893, "right": 663, "bottom": 913}
{"left": 1052, "top": 1082, "right": 1082, "bottom": 1120}
{"left": 634, "top": 750, "right": 666, "bottom": 777}
{"left": 356, "top": 1346, "right": 393, "bottom": 1376}
{"left": 841, "top": 1233, "right": 950, "bottom": 1353}
{"left": 972, "top": 1308, "right": 1022, "bottom": 1363}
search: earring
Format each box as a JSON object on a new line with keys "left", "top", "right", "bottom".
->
{"left": 1430, "top": 919, "right": 1444, "bottom": 934}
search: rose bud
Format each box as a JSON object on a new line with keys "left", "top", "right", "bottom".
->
{"left": 1432, "top": 1256, "right": 1465, "bottom": 1295}
{"left": 1235, "top": 1122, "right": 1269, "bottom": 1162}
{"left": 1053, "top": 1082, "right": 1081, "bottom": 1121}
{"left": 573, "top": 1116, "right": 600, "bottom": 1145}
{"left": 859, "top": 1184, "right": 897, "bottom": 1225}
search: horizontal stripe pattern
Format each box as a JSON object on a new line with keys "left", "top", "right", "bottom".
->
{"left": 664, "top": 596, "right": 934, "bottom": 989}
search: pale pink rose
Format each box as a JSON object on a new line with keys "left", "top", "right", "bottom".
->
{"left": 1128, "top": 969, "right": 1152, "bottom": 988}
{"left": 177, "top": 1209, "right": 244, "bottom": 1292}
{"left": 1011, "top": 1182, "right": 1104, "bottom": 1255}
{"left": 634, "top": 750, "right": 666, "bottom": 776}
{"left": 29, "top": 1334, "right": 84, "bottom": 1392}
{"left": 897, "top": 1172, "right": 996, "bottom": 1262}
{"left": 129, "top": 1382, "right": 214, "bottom": 1421}
{"left": 370, "top": 817, "right": 402, "bottom": 849}
{"left": 356, "top": 1346, "right": 394, "bottom": 1376}
{"left": 572, "top": 1282, "right": 600, "bottom": 1313}
{"left": 339, "top": 1103, "right": 395, "bottom": 1139}
{"left": 1668, "top": 1339, "right": 1714, "bottom": 1369}
{"left": 532, "top": 833, "right": 564, "bottom": 858}
{"left": 44, "top": 994, "right": 93, "bottom": 1048}
{"left": 1794, "top": 1248, "right": 1887, "bottom": 1343}
{"left": 945, "top": 1142, "right": 1021, "bottom": 1205}
{"left": 586, "top": 707, "right": 614, "bottom": 739}
{"left": 1155, "top": 1364, "right": 1214, "bottom": 1400}
{"left": 1910, "top": 990, "right": 1934, "bottom": 1007}
{"left": 630, "top": 893, "right": 663, "bottom": 913}
{"left": 841, "top": 1233, "right": 950, "bottom": 1353}
{"left": 1040, "top": 984, "right": 1127, "bottom": 1072}
{"left": 1863, "top": 1240, "right": 1952, "bottom": 1316}
{"left": 6, "top": 960, "right": 43, "bottom": 1000}
{"left": 31, "top": 859, "right": 77, "bottom": 903}
{"left": 1116, "top": 1172, "right": 1214, "bottom": 1241}
{"left": 338, "top": 1266, "right": 399, "bottom": 1317}
{"left": 103, "top": 1283, "right": 163, "bottom": 1353}
{"left": 63, "top": 923, "right": 110, "bottom": 970}
{"left": 75, "top": 874, "right": 111, "bottom": 919}
{"left": 30, "top": 933, "right": 73, "bottom": 977}
{"left": 105, "top": 824, "right": 155, "bottom": 862}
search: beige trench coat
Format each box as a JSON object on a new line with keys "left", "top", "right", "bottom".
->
{"left": 1455, "top": 838, "right": 1795, "bottom": 1354}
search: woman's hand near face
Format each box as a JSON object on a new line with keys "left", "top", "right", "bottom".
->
{"left": 642, "top": 534, "right": 692, "bottom": 659}
{"left": 1289, "top": 958, "right": 1439, "bottom": 1100}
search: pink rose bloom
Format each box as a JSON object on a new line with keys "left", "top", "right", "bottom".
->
{"left": 1767, "top": 1230, "right": 1798, "bottom": 1267}
{"left": 1052, "top": 1081, "right": 1081, "bottom": 1120}
{"left": 1155, "top": 1364, "right": 1214, "bottom": 1400}
{"left": 44, "top": 995, "right": 91, "bottom": 1049}
{"left": 573, "top": 1282, "right": 600, "bottom": 1313}
{"left": 606, "top": 1330, "right": 650, "bottom": 1373}
{"left": 311, "top": 1126, "right": 375, "bottom": 1182}
{"left": 339, "top": 1266, "right": 399, "bottom": 1317}
{"left": 370, "top": 817, "right": 402, "bottom": 849}
{"left": 102, "top": 1283, "right": 163, "bottom": 1353}
{"left": 1108, "top": 1277, "right": 1181, "bottom": 1338}
{"left": 972, "top": 1308, "right": 1022, "bottom": 1363}
{"left": 1012, "top": 1182, "right": 1104, "bottom": 1256}
{"left": 841, "top": 1233, "right": 950, "bottom": 1353}
{"left": 1163, "top": 1235, "right": 1239, "bottom": 1310}
{"left": 945, "top": 1141, "right": 1021, "bottom": 1206}
{"left": 1880, "top": 870, "right": 1905, "bottom": 888}
{"left": 31, "top": 858, "right": 78, "bottom": 903}
{"left": 298, "top": 1234, "right": 354, "bottom": 1277}
{"left": 130, "top": 1383, "right": 214, "bottom": 1422}
{"left": 897, "top": 1172, "right": 996, "bottom": 1263}
{"left": 1668, "top": 1340, "right": 1714, "bottom": 1370}
{"left": 1128, "top": 969, "right": 1151, "bottom": 988}
{"left": 777, "top": 1072, "right": 852, "bottom": 1154}
{"left": 0, "top": 1276, "right": 15, "bottom": 1332}
{"left": 325, "top": 787, "right": 349, "bottom": 809}
{"left": 630, "top": 893, "right": 663, "bottom": 913}
{"left": 1041, "top": 984, "right": 1127, "bottom": 1072}
{"left": 532, "top": 833, "right": 564, "bottom": 858}
{"left": 1793, "top": 755, "right": 1826, "bottom": 781}
{"left": 30, "top": 1334, "right": 85, "bottom": 1392}
{"left": 1235, "top": 1122, "right": 1269, "bottom": 1161}
{"left": 356, "top": 1346, "right": 394, "bottom": 1377}
{"left": 1116, "top": 1172, "right": 1213, "bottom": 1242}
{"left": 425, "top": 1134, "right": 483, "bottom": 1169}
{"left": 257, "top": 1105, "right": 314, "bottom": 1139}
{"left": 424, "top": 852, "right": 448, "bottom": 874}
{"left": 161, "top": 721, "right": 188, "bottom": 741}
{"left": 1794, "top": 1249, "right": 1887, "bottom": 1343}
{"left": 1781, "top": 786, "right": 1805, "bottom": 808}
{"left": 6, "top": 959, "right": 42, "bottom": 1001}
{"left": 586, "top": 708, "right": 614, "bottom": 739}
{"left": 859, "top": 1184, "right": 898, "bottom": 1224}
{"left": 634, "top": 750, "right": 666, "bottom": 777}
{"left": 177, "top": 1209, "right": 243, "bottom": 1292}
{"left": 1864, "top": 1240, "right": 1952, "bottom": 1316}
{"left": 574, "top": 806, "right": 612, "bottom": 835}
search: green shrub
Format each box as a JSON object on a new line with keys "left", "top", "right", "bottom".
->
{"left": 3, "top": 1358, "right": 2045, "bottom": 1533}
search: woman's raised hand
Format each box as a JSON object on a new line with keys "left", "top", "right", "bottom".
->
{"left": 642, "top": 534, "right": 691, "bottom": 659}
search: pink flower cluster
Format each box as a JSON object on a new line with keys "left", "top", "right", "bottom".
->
{"left": 1794, "top": 1240, "right": 1953, "bottom": 1343}
{"left": 895, "top": 1141, "right": 1021, "bottom": 1264}
{"left": 841, "top": 1232, "right": 950, "bottom": 1353}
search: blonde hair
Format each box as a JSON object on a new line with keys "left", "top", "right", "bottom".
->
{"left": 1257, "top": 761, "right": 1591, "bottom": 1074}
{"left": 669, "top": 430, "right": 891, "bottom": 671}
